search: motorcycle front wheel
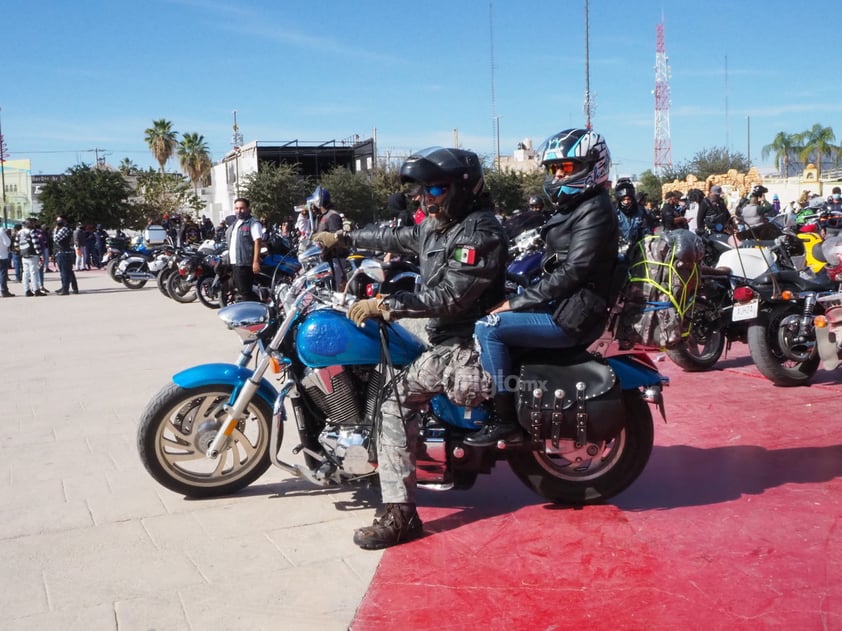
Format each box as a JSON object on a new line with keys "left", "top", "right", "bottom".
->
{"left": 137, "top": 383, "right": 274, "bottom": 497}
{"left": 666, "top": 297, "right": 726, "bottom": 371}
{"left": 747, "top": 304, "right": 819, "bottom": 387}
{"left": 506, "top": 392, "right": 653, "bottom": 505}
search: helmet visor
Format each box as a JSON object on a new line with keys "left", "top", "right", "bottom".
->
{"left": 544, "top": 158, "right": 583, "bottom": 177}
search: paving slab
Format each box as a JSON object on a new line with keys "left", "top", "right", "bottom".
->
{"left": 0, "top": 269, "right": 382, "bottom": 630}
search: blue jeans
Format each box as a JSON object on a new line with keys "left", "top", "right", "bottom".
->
{"left": 56, "top": 251, "right": 77, "bottom": 292}
{"left": 474, "top": 311, "right": 578, "bottom": 392}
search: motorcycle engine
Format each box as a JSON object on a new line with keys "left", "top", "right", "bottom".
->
{"left": 317, "top": 426, "right": 375, "bottom": 475}
{"left": 300, "top": 365, "right": 361, "bottom": 425}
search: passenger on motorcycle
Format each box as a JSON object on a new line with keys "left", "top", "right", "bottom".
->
{"left": 468, "top": 128, "right": 619, "bottom": 447}
{"left": 312, "top": 147, "right": 508, "bottom": 550}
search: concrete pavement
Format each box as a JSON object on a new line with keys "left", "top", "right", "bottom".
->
{"left": 0, "top": 269, "right": 382, "bottom": 630}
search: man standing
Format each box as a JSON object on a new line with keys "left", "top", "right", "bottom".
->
{"left": 0, "top": 227, "right": 14, "bottom": 297}
{"left": 73, "top": 222, "right": 88, "bottom": 271}
{"left": 17, "top": 218, "right": 46, "bottom": 297}
{"left": 53, "top": 216, "right": 78, "bottom": 295}
{"left": 225, "top": 198, "right": 263, "bottom": 302}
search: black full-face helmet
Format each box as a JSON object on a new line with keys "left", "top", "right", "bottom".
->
{"left": 527, "top": 195, "right": 545, "bottom": 211}
{"left": 614, "top": 179, "right": 636, "bottom": 203}
{"left": 539, "top": 128, "right": 611, "bottom": 210}
{"left": 399, "top": 147, "right": 484, "bottom": 223}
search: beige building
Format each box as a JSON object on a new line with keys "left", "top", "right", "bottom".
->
{"left": 1, "top": 159, "right": 32, "bottom": 226}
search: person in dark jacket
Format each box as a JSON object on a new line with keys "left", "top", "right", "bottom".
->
{"left": 468, "top": 128, "right": 618, "bottom": 446}
{"left": 312, "top": 147, "right": 508, "bottom": 550}
{"left": 696, "top": 185, "right": 731, "bottom": 233}
{"left": 614, "top": 178, "right": 651, "bottom": 246}
{"left": 53, "top": 216, "right": 78, "bottom": 295}
{"left": 659, "top": 190, "right": 681, "bottom": 232}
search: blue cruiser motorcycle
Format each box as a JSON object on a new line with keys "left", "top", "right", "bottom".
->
{"left": 137, "top": 251, "right": 667, "bottom": 505}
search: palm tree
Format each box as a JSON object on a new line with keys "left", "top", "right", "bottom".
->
{"left": 177, "top": 133, "right": 213, "bottom": 195}
{"left": 144, "top": 119, "right": 178, "bottom": 173}
{"left": 118, "top": 157, "right": 139, "bottom": 176}
{"left": 797, "top": 124, "right": 837, "bottom": 180}
{"left": 761, "top": 131, "right": 799, "bottom": 177}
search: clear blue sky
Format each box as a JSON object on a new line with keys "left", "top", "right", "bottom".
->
{"left": 3, "top": 0, "right": 841, "bottom": 178}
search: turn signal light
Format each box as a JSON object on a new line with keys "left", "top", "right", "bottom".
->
{"left": 814, "top": 315, "right": 829, "bottom": 328}
{"left": 733, "top": 286, "right": 756, "bottom": 303}
{"left": 781, "top": 290, "right": 794, "bottom": 301}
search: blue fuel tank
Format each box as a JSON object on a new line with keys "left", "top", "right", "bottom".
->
{"left": 295, "top": 309, "right": 426, "bottom": 368}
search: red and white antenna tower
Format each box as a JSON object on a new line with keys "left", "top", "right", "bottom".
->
{"left": 653, "top": 20, "right": 672, "bottom": 173}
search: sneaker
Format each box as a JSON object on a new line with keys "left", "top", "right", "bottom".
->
{"left": 463, "top": 422, "right": 524, "bottom": 447}
{"left": 1, "top": 291, "right": 14, "bottom": 297}
{"left": 25, "top": 290, "right": 34, "bottom": 297}
{"left": 35, "top": 288, "right": 49, "bottom": 296}
{"left": 353, "top": 503, "right": 423, "bottom": 550}
{"left": 56, "top": 290, "right": 69, "bottom": 295}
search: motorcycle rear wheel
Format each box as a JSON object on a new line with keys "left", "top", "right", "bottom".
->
{"left": 137, "top": 383, "right": 273, "bottom": 497}
{"left": 506, "top": 392, "right": 653, "bottom": 505}
{"left": 157, "top": 267, "right": 174, "bottom": 298}
{"left": 166, "top": 272, "right": 197, "bottom": 304}
{"left": 196, "top": 276, "right": 221, "bottom": 309}
{"left": 106, "top": 258, "right": 122, "bottom": 283}
{"left": 666, "top": 297, "right": 726, "bottom": 371}
{"left": 122, "top": 261, "right": 149, "bottom": 289}
{"left": 747, "top": 304, "right": 819, "bottom": 387}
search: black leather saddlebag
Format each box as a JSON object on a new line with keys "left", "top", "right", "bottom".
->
{"left": 515, "top": 358, "right": 626, "bottom": 444}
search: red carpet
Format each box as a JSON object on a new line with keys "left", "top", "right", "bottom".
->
{"left": 351, "top": 345, "right": 842, "bottom": 630}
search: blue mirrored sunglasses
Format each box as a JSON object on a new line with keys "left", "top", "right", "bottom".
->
{"left": 424, "top": 184, "right": 449, "bottom": 197}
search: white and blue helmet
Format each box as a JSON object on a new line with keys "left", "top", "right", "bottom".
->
{"left": 540, "top": 128, "right": 611, "bottom": 208}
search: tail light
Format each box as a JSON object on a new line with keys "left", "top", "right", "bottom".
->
{"left": 733, "top": 286, "right": 756, "bottom": 303}
{"left": 365, "top": 283, "right": 380, "bottom": 297}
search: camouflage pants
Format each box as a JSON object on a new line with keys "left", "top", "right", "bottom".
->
{"left": 378, "top": 342, "right": 458, "bottom": 504}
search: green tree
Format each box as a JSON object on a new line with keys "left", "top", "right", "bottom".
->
{"left": 144, "top": 119, "right": 178, "bottom": 173}
{"left": 485, "top": 168, "right": 532, "bottom": 214}
{"left": 637, "top": 170, "right": 664, "bottom": 207}
{"left": 761, "top": 131, "right": 799, "bottom": 177}
{"left": 118, "top": 158, "right": 139, "bottom": 175}
{"left": 796, "top": 124, "right": 837, "bottom": 180}
{"left": 320, "top": 166, "right": 378, "bottom": 227}
{"left": 659, "top": 161, "right": 692, "bottom": 185}
{"left": 177, "top": 132, "right": 212, "bottom": 195}
{"left": 132, "top": 169, "right": 196, "bottom": 224}
{"left": 38, "top": 164, "right": 133, "bottom": 228}
{"left": 687, "top": 147, "right": 750, "bottom": 182}
{"left": 240, "top": 162, "right": 311, "bottom": 226}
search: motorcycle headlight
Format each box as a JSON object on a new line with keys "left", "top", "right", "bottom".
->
{"left": 218, "top": 302, "right": 271, "bottom": 341}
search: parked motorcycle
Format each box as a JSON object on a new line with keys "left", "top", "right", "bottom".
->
{"left": 137, "top": 252, "right": 667, "bottom": 505}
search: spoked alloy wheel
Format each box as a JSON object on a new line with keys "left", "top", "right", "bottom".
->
{"left": 137, "top": 383, "right": 274, "bottom": 497}
{"left": 506, "top": 393, "right": 653, "bottom": 505}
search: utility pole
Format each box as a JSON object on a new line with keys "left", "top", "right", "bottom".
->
{"left": 0, "top": 107, "right": 7, "bottom": 228}
{"left": 584, "top": 0, "right": 592, "bottom": 130}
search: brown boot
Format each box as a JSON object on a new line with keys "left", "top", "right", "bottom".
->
{"left": 353, "top": 503, "right": 423, "bottom": 550}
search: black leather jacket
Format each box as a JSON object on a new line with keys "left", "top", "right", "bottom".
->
{"left": 508, "top": 188, "right": 618, "bottom": 338}
{"left": 351, "top": 209, "right": 508, "bottom": 344}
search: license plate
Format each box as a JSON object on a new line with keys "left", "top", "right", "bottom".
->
{"left": 732, "top": 299, "right": 759, "bottom": 321}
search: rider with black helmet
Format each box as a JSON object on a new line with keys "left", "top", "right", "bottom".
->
{"left": 614, "top": 178, "right": 652, "bottom": 246}
{"left": 468, "top": 128, "right": 619, "bottom": 447}
{"left": 312, "top": 146, "right": 508, "bottom": 549}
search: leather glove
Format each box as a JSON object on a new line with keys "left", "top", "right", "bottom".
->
{"left": 312, "top": 230, "right": 347, "bottom": 250}
{"left": 347, "top": 298, "right": 389, "bottom": 326}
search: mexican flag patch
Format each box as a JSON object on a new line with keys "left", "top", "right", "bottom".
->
{"left": 453, "top": 245, "right": 477, "bottom": 265}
